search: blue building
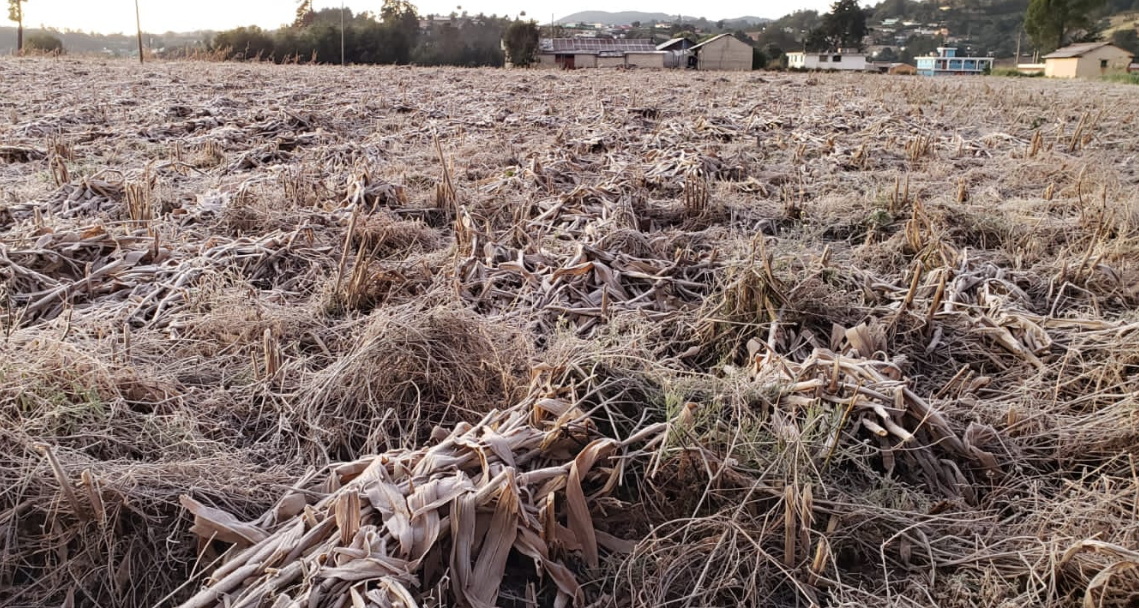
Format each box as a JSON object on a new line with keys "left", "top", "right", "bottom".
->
{"left": 916, "top": 47, "right": 993, "bottom": 76}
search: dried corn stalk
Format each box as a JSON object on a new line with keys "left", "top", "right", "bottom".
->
{"left": 176, "top": 394, "right": 665, "bottom": 608}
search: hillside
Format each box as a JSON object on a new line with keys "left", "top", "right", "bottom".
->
{"left": 556, "top": 10, "right": 769, "bottom": 25}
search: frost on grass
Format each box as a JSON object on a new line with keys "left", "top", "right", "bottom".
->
{"left": 1, "top": 58, "right": 1138, "bottom": 607}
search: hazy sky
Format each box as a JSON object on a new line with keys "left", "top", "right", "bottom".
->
{"left": 20, "top": 1, "right": 837, "bottom": 35}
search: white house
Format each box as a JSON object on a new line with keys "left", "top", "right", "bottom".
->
{"left": 787, "top": 50, "right": 869, "bottom": 71}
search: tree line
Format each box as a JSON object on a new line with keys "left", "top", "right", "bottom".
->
{"left": 209, "top": 0, "right": 529, "bottom": 67}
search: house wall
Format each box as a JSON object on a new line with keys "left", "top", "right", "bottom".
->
{"left": 575, "top": 54, "right": 597, "bottom": 68}
{"left": 626, "top": 52, "right": 666, "bottom": 68}
{"left": 535, "top": 54, "right": 558, "bottom": 68}
{"left": 597, "top": 56, "right": 625, "bottom": 68}
{"left": 789, "top": 52, "right": 867, "bottom": 70}
{"left": 697, "top": 36, "right": 752, "bottom": 71}
{"left": 1045, "top": 57, "right": 1079, "bottom": 78}
{"left": 1075, "top": 47, "right": 1132, "bottom": 78}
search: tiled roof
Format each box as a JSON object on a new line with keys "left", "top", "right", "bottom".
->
{"left": 538, "top": 39, "right": 658, "bottom": 54}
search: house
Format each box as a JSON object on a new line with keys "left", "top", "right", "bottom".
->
{"left": 1130, "top": 62, "right": 1139, "bottom": 73}
{"left": 787, "top": 49, "right": 869, "bottom": 71}
{"left": 870, "top": 61, "right": 916, "bottom": 74}
{"left": 688, "top": 34, "right": 753, "bottom": 71}
{"left": 1043, "top": 42, "right": 1133, "bottom": 78}
{"left": 915, "top": 47, "right": 992, "bottom": 76}
{"left": 531, "top": 38, "right": 665, "bottom": 69}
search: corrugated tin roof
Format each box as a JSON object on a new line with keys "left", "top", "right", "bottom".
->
{"left": 656, "top": 37, "right": 693, "bottom": 51}
{"left": 689, "top": 34, "right": 733, "bottom": 51}
{"left": 1043, "top": 42, "right": 1121, "bottom": 59}
{"left": 538, "top": 38, "right": 658, "bottom": 54}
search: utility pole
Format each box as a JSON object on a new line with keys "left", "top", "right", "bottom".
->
{"left": 135, "top": 0, "right": 144, "bottom": 64}
{"left": 13, "top": 0, "right": 22, "bottom": 55}
{"left": 340, "top": 1, "right": 346, "bottom": 66}
{"left": 1014, "top": 31, "right": 1021, "bottom": 65}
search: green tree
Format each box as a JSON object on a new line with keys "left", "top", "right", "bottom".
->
{"left": 381, "top": 0, "right": 420, "bottom": 64}
{"left": 1025, "top": 0, "right": 1106, "bottom": 53}
{"left": 293, "top": 0, "right": 314, "bottom": 28}
{"left": 25, "top": 30, "right": 62, "bottom": 53}
{"left": 820, "top": 0, "right": 869, "bottom": 51}
{"left": 7, "top": 0, "right": 27, "bottom": 54}
{"left": 1111, "top": 28, "right": 1139, "bottom": 56}
{"left": 805, "top": 0, "right": 868, "bottom": 51}
{"left": 502, "top": 19, "right": 538, "bottom": 67}
{"left": 752, "top": 45, "right": 767, "bottom": 69}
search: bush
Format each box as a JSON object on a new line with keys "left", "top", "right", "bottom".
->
{"left": 1102, "top": 72, "right": 1139, "bottom": 85}
{"left": 503, "top": 20, "right": 539, "bottom": 67}
{"left": 210, "top": 26, "right": 276, "bottom": 60}
{"left": 25, "top": 32, "right": 64, "bottom": 54}
{"left": 751, "top": 47, "right": 767, "bottom": 70}
{"left": 990, "top": 67, "right": 1043, "bottom": 77}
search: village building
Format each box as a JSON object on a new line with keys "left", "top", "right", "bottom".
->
{"left": 786, "top": 49, "right": 869, "bottom": 71}
{"left": 870, "top": 61, "right": 917, "bottom": 74}
{"left": 687, "top": 34, "right": 753, "bottom": 71}
{"left": 915, "top": 47, "right": 992, "bottom": 76}
{"left": 1043, "top": 42, "right": 1134, "bottom": 78}
{"left": 531, "top": 38, "right": 665, "bottom": 69}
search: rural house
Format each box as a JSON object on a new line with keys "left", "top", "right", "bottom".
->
{"left": 787, "top": 49, "right": 869, "bottom": 71}
{"left": 688, "top": 34, "right": 753, "bottom": 71}
{"left": 1043, "top": 42, "right": 1134, "bottom": 78}
{"left": 532, "top": 38, "right": 665, "bottom": 69}
{"left": 915, "top": 47, "right": 992, "bottom": 76}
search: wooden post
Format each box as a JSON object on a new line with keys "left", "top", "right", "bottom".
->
{"left": 15, "top": 0, "right": 22, "bottom": 55}
{"left": 135, "top": 0, "right": 144, "bottom": 64}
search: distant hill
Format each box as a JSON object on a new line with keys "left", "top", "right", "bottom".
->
{"left": 555, "top": 11, "right": 770, "bottom": 26}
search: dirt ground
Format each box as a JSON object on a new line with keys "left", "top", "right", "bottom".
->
{"left": 2, "top": 57, "right": 1138, "bottom": 607}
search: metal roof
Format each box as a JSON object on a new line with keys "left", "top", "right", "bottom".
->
{"left": 656, "top": 37, "right": 693, "bottom": 51}
{"left": 1043, "top": 42, "right": 1124, "bottom": 59}
{"left": 538, "top": 38, "right": 658, "bottom": 54}
{"left": 689, "top": 34, "right": 735, "bottom": 51}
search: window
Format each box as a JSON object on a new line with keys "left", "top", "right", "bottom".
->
{"left": 818, "top": 55, "right": 828, "bottom": 62}
{"left": 833, "top": 55, "right": 842, "bottom": 62}
{"left": 1101, "top": 59, "right": 1109, "bottom": 68}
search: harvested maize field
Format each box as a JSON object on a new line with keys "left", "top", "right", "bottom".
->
{"left": 2, "top": 56, "right": 1139, "bottom": 608}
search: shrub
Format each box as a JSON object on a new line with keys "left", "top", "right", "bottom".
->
{"left": 25, "top": 32, "right": 63, "bottom": 54}
{"left": 990, "top": 67, "right": 1043, "bottom": 77}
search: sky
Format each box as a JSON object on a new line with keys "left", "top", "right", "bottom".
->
{"left": 18, "top": 1, "right": 837, "bottom": 35}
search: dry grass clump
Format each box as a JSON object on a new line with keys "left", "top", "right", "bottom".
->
{"left": 349, "top": 212, "right": 441, "bottom": 259}
{"left": 0, "top": 337, "right": 296, "bottom": 607}
{"left": 293, "top": 301, "right": 531, "bottom": 461}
